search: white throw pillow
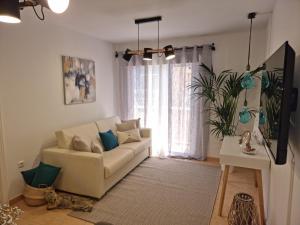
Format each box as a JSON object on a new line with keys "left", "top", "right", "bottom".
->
{"left": 72, "top": 135, "right": 92, "bottom": 152}
{"left": 91, "top": 141, "right": 104, "bottom": 154}
{"left": 117, "top": 129, "right": 142, "bottom": 144}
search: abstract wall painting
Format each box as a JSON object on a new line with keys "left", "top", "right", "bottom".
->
{"left": 62, "top": 56, "right": 96, "bottom": 105}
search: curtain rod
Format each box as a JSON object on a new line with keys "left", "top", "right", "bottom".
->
{"left": 174, "top": 43, "right": 215, "bottom": 51}
{"left": 114, "top": 43, "right": 215, "bottom": 58}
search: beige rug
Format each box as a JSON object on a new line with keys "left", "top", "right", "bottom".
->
{"left": 69, "top": 158, "right": 221, "bottom": 225}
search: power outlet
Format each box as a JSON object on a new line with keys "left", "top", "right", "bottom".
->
{"left": 17, "top": 160, "right": 24, "bottom": 169}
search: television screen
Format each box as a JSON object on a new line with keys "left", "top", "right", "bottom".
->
{"left": 258, "top": 42, "right": 295, "bottom": 164}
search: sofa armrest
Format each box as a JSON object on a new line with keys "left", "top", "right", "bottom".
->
{"left": 42, "top": 148, "right": 105, "bottom": 198}
{"left": 140, "top": 128, "right": 152, "bottom": 138}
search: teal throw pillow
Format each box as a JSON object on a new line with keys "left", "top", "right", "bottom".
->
{"left": 31, "top": 162, "right": 61, "bottom": 188}
{"left": 99, "top": 130, "right": 119, "bottom": 151}
{"left": 21, "top": 166, "right": 40, "bottom": 185}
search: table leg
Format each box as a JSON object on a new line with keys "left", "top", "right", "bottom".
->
{"left": 256, "top": 170, "right": 265, "bottom": 225}
{"left": 254, "top": 169, "right": 258, "bottom": 188}
{"left": 218, "top": 165, "right": 229, "bottom": 216}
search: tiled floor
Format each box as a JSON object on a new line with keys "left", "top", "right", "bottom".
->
{"left": 13, "top": 159, "right": 259, "bottom": 225}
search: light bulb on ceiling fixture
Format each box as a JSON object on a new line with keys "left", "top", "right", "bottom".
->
{"left": 164, "top": 45, "right": 175, "bottom": 60}
{"left": 143, "top": 48, "right": 153, "bottom": 61}
{"left": 47, "top": 0, "right": 69, "bottom": 14}
{"left": 0, "top": 0, "right": 21, "bottom": 24}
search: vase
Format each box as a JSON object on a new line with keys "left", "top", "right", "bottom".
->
{"left": 228, "top": 193, "right": 258, "bottom": 225}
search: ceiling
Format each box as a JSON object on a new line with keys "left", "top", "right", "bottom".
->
{"left": 22, "top": 0, "right": 275, "bottom": 43}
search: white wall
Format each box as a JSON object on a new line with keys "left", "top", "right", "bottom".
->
{"left": 115, "top": 28, "right": 267, "bottom": 157}
{"left": 265, "top": 0, "right": 300, "bottom": 225}
{"left": 0, "top": 20, "right": 116, "bottom": 200}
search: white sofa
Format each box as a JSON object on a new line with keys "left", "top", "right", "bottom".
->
{"left": 42, "top": 116, "right": 151, "bottom": 199}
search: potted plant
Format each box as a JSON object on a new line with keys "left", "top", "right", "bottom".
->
{"left": 189, "top": 64, "right": 258, "bottom": 139}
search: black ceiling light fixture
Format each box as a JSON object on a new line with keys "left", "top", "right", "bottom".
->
{"left": 0, "top": 0, "right": 69, "bottom": 23}
{"left": 143, "top": 48, "right": 153, "bottom": 61}
{"left": 164, "top": 45, "right": 175, "bottom": 60}
{"left": 122, "top": 16, "right": 175, "bottom": 62}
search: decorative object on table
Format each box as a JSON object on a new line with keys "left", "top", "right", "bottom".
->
{"left": 21, "top": 162, "right": 61, "bottom": 206}
{"left": 190, "top": 64, "right": 257, "bottom": 139}
{"left": 119, "top": 16, "right": 175, "bottom": 62}
{"left": 0, "top": 204, "right": 23, "bottom": 225}
{"left": 44, "top": 189, "right": 94, "bottom": 212}
{"left": 23, "top": 184, "right": 53, "bottom": 206}
{"left": 0, "top": 0, "right": 69, "bottom": 24}
{"left": 239, "top": 131, "right": 256, "bottom": 155}
{"left": 228, "top": 193, "right": 258, "bottom": 225}
{"left": 62, "top": 56, "right": 96, "bottom": 105}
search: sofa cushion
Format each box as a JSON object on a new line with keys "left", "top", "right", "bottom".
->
{"left": 56, "top": 122, "right": 99, "bottom": 150}
{"left": 103, "top": 148, "right": 134, "bottom": 178}
{"left": 95, "top": 116, "right": 121, "bottom": 135}
{"left": 119, "top": 138, "right": 151, "bottom": 155}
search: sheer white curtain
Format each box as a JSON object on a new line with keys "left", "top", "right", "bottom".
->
{"left": 117, "top": 46, "right": 212, "bottom": 160}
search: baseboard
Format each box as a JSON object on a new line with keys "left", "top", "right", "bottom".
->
{"left": 206, "top": 157, "right": 220, "bottom": 163}
{"left": 9, "top": 195, "right": 23, "bottom": 205}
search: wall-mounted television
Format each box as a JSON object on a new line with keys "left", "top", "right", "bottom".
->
{"left": 258, "top": 42, "right": 297, "bottom": 165}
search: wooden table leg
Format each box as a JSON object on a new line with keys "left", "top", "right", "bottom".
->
{"left": 256, "top": 170, "right": 265, "bottom": 225}
{"left": 254, "top": 169, "right": 258, "bottom": 188}
{"left": 218, "top": 165, "right": 229, "bottom": 216}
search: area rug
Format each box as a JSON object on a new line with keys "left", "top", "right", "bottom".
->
{"left": 69, "top": 158, "right": 221, "bottom": 225}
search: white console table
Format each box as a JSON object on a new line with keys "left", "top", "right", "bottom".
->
{"left": 219, "top": 136, "right": 270, "bottom": 225}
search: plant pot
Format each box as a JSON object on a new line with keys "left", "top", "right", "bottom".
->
{"left": 23, "top": 184, "right": 52, "bottom": 206}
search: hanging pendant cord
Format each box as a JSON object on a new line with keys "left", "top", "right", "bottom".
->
{"left": 158, "top": 20, "right": 163, "bottom": 57}
{"left": 138, "top": 24, "right": 140, "bottom": 53}
{"left": 246, "top": 18, "right": 253, "bottom": 71}
{"left": 157, "top": 20, "right": 160, "bottom": 50}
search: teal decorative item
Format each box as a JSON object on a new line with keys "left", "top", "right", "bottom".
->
{"left": 21, "top": 167, "right": 40, "bottom": 185}
{"left": 241, "top": 71, "right": 255, "bottom": 89}
{"left": 99, "top": 130, "right": 119, "bottom": 151}
{"left": 259, "top": 108, "right": 267, "bottom": 125}
{"left": 239, "top": 106, "right": 251, "bottom": 124}
{"left": 30, "top": 162, "right": 61, "bottom": 188}
{"left": 261, "top": 70, "right": 270, "bottom": 90}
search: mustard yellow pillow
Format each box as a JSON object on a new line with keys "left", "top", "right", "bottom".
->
{"left": 116, "top": 122, "right": 136, "bottom": 132}
{"left": 121, "top": 118, "right": 141, "bottom": 129}
{"left": 117, "top": 129, "right": 142, "bottom": 144}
